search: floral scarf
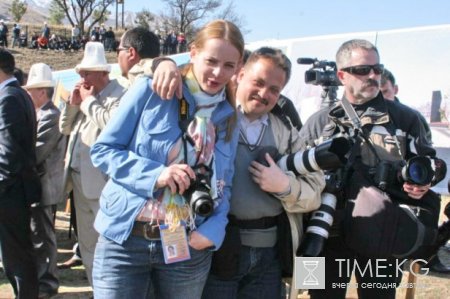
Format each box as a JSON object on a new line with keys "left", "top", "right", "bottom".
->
{"left": 137, "top": 68, "right": 225, "bottom": 230}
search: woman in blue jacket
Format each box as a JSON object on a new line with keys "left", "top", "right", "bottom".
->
{"left": 90, "top": 20, "right": 244, "bottom": 299}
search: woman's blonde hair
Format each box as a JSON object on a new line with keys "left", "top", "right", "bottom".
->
{"left": 182, "top": 19, "right": 244, "bottom": 141}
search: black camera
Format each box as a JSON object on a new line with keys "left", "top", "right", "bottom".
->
{"left": 374, "top": 156, "right": 435, "bottom": 190}
{"left": 297, "top": 58, "right": 341, "bottom": 87}
{"left": 183, "top": 166, "right": 214, "bottom": 217}
{"left": 276, "top": 136, "right": 351, "bottom": 175}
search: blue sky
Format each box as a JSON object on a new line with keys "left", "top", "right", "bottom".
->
{"left": 107, "top": 0, "right": 450, "bottom": 114}
{"left": 120, "top": 0, "right": 450, "bottom": 42}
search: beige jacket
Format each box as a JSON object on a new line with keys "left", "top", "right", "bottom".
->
{"left": 59, "top": 79, "right": 125, "bottom": 199}
{"left": 268, "top": 113, "right": 325, "bottom": 293}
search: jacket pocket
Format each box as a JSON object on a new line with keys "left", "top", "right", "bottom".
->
{"left": 99, "top": 184, "right": 127, "bottom": 217}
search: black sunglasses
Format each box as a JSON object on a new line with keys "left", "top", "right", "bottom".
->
{"left": 341, "top": 64, "right": 384, "bottom": 76}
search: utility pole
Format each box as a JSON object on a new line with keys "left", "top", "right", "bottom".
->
{"left": 121, "top": 0, "right": 125, "bottom": 29}
{"left": 115, "top": 0, "right": 122, "bottom": 30}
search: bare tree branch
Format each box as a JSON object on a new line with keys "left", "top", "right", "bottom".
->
{"left": 215, "top": 0, "right": 248, "bottom": 35}
{"left": 52, "top": 0, "right": 114, "bottom": 36}
{"left": 159, "top": 0, "right": 220, "bottom": 38}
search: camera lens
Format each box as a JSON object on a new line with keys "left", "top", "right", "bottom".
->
{"left": 297, "top": 192, "right": 337, "bottom": 257}
{"left": 190, "top": 190, "right": 214, "bottom": 217}
{"left": 408, "top": 162, "right": 428, "bottom": 184}
{"left": 401, "top": 156, "right": 434, "bottom": 186}
{"left": 276, "top": 136, "right": 350, "bottom": 176}
{"left": 183, "top": 166, "right": 215, "bottom": 217}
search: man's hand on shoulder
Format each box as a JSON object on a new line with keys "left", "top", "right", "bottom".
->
{"left": 152, "top": 60, "right": 182, "bottom": 100}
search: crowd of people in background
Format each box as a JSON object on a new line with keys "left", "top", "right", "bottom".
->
{"left": 0, "top": 20, "right": 189, "bottom": 56}
{"left": 158, "top": 30, "right": 188, "bottom": 55}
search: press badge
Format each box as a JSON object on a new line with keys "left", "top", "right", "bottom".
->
{"left": 160, "top": 223, "right": 191, "bottom": 264}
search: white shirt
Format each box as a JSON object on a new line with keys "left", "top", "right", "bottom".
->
{"left": 237, "top": 106, "right": 269, "bottom": 145}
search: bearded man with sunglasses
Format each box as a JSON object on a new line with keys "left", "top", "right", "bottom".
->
{"left": 298, "top": 39, "right": 444, "bottom": 299}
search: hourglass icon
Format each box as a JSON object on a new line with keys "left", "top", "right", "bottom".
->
{"left": 302, "top": 260, "right": 319, "bottom": 286}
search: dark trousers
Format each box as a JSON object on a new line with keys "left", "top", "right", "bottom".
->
{"left": 202, "top": 246, "right": 282, "bottom": 299}
{"left": 30, "top": 204, "right": 59, "bottom": 293}
{"left": 0, "top": 35, "right": 7, "bottom": 47}
{"left": 309, "top": 236, "right": 403, "bottom": 299}
{"left": 0, "top": 200, "right": 38, "bottom": 299}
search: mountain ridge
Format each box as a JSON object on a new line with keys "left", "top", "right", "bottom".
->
{"left": 0, "top": 0, "right": 136, "bottom": 28}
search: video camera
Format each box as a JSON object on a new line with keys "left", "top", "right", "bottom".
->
{"left": 298, "top": 57, "right": 341, "bottom": 107}
{"left": 297, "top": 58, "right": 341, "bottom": 87}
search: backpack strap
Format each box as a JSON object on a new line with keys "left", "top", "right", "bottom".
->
{"left": 271, "top": 103, "right": 293, "bottom": 154}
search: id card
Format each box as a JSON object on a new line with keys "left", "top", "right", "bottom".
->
{"left": 160, "top": 223, "right": 191, "bottom": 264}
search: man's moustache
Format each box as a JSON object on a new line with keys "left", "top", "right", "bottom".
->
{"left": 364, "top": 79, "right": 379, "bottom": 88}
{"left": 253, "top": 95, "right": 269, "bottom": 105}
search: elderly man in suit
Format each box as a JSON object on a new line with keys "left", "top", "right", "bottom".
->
{"left": 59, "top": 42, "right": 125, "bottom": 285}
{"left": 24, "top": 63, "right": 66, "bottom": 299}
{"left": 0, "top": 49, "right": 41, "bottom": 298}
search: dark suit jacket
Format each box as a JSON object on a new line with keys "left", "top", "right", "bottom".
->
{"left": 0, "top": 80, "right": 41, "bottom": 206}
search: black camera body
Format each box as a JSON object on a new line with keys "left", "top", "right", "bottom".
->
{"left": 374, "top": 156, "right": 435, "bottom": 191}
{"left": 184, "top": 167, "right": 214, "bottom": 217}
{"left": 298, "top": 58, "right": 341, "bottom": 87}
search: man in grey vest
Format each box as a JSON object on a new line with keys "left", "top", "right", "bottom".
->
{"left": 202, "top": 47, "right": 324, "bottom": 299}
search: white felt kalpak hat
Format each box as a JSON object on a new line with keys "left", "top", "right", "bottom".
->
{"left": 24, "top": 63, "right": 55, "bottom": 89}
{"left": 75, "top": 42, "right": 111, "bottom": 73}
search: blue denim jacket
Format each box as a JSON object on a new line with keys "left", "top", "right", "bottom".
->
{"left": 90, "top": 76, "right": 238, "bottom": 247}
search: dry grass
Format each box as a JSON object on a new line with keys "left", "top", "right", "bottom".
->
{"left": 8, "top": 46, "right": 118, "bottom": 73}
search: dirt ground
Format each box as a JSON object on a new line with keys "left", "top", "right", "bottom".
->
{"left": 0, "top": 198, "right": 449, "bottom": 299}
{"left": 8, "top": 46, "right": 117, "bottom": 73}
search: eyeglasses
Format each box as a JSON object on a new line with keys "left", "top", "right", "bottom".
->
{"left": 341, "top": 64, "right": 384, "bottom": 76}
{"left": 116, "top": 46, "right": 130, "bottom": 56}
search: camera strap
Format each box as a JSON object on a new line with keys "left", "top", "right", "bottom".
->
{"left": 178, "top": 97, "right": 196, "bottom": 165}
{"left": 270, "top": 104, "right": 293, "bottom": 154}
{"left": 340, "top": 97, "right": 384, "bottom": 164}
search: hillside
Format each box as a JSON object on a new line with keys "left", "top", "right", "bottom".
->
{"left": 0, "top": 0, "right": 136, "bottom": 28}
{"left": 0, "top": 0, "right": 47, "bottom": 24}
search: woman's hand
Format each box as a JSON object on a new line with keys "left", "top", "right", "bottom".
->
{"left": 189, "top": 231, "right": 213, "bottom": 250}
{"left": 152, "top": 60, "right": 183, "bottom": 100}
{"left": 156, "top": 164, "right": 195, "bottom": 194}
